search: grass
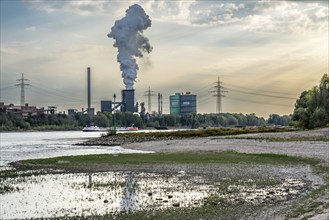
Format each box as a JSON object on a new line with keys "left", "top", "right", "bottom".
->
{"left": 285, "top": 163, "right": 329, "bottom": 219}
{"left": 0, "top": 185, "right": 20, "bottom": 194}
{"left": 3, "top": 150, "right": 329, "bottom": 219}
{"left": 105, "top": 126, "right": 298, "bottom": 138}
{"left": 13, "top": 151, "right": 317, "bottom": 171}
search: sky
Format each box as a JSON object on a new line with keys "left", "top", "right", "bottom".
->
{"left": 0, "top": 0, "right": 328, "bottom": 118}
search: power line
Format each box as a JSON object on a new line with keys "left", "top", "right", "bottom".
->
{"left": 144, "top": 86, "right": 155, "bottom": 113}
{"left": 226, "top": 96, "right": 292, "bottom": 107}
{"left": 15, "top": 73, "right": 30, "bottom": 106}
{"left": 29, "top": 86, "right": 84, "bottom": 103}
{"left": 225, "top": 82, "right": 298, "bottom": 96}
{"left": 210, "top": 76, "right": 227, "bottom": 113}
{"left": 226, "top": 87, "right": 296, "bottom": 100}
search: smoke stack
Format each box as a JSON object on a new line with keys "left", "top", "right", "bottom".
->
{"left": 87, "top": 67, "right": 91, "bottom": 110}
{"left": 122, "top": 89, "right": 135, "bottom": 113}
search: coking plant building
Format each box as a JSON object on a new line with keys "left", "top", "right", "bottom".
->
{"left": 169, "top": 92, "right": 197, "bottom": 116}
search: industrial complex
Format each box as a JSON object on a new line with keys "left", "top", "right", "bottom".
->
{"left": 3, "top": 67, "right": 200, "bottom": 117}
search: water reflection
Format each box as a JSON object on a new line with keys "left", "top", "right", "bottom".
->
{"left": 0, "top": 171, "right": 307, "bottom": 219}
{"left": 0, "top": 171, "right": 215, "bottom": 219}
{"left": 120, "top": 172, "right": 137, "bottom": 212}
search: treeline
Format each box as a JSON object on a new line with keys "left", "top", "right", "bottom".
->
{"left": 0, "top": 111, "right": 291, "bottom": 131}
{"left": 292, "top": 74, "right": 329, "bottom": 129}
{"left": 2, "top": 75, "right": 327, "bottom": 131}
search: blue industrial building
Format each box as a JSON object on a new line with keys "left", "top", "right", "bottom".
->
{"left": 170, "top": 92, "right": 197, "bottom": 115}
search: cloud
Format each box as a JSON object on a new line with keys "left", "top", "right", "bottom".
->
{"left": 187, "top": 1, "right": 328, "bottom": 33}
{"left": 0, "top": 47, "right": 21, "bottom": 55}
{"left": 25, "top": 26, "right": 36, "bottom": 31}
{"left": 25, "top": 0, "right": 328, "bottom": 34}
{"left": 24, "top": 0, "right": 130, "bottom": 16}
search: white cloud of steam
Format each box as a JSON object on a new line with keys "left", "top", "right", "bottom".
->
{"left": 108, "top": 4, "right": 153, "bottom": 90}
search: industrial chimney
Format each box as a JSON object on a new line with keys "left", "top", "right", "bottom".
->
{"left": 86, "top": 67, "right": 94, "bottom": 116}
{"left": 87, "top": 67, "right": 91, "bottom": 110}
{"left": 121, "top": 89, "right": 135, "bottom": 113}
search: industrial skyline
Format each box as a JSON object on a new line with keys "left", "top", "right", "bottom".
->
{"left": 1, "top": 1, "right": 328, "bottom": 117}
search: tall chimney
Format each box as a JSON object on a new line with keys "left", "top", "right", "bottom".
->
{"left": 121, "top": 89, "right": 135, "bottom": 113}
{"left": 87, "top": 67, "right": 91, "bottom": 110}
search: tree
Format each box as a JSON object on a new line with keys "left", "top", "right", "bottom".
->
{"left": 93, "top": 113, "right": 109, "bottom": 127}
{"left": 292, "top": 74, "right": 329, "bottom": 128}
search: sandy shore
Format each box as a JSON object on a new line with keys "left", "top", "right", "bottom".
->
{"left": 124, "top": 128, "right": 329, "bottom": 163}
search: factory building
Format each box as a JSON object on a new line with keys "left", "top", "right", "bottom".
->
{"left": 101, "top": 101, "right": 112, "bottom": 113}
{"left": 169, "top": 93, "right": 180, "bottom": 116}
{"left": 170, "top": 92, "right": 197, "bottom": 115}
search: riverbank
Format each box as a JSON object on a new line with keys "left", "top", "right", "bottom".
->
{"left": 2, "top": 127, "right": 329, "bottom": 219}
{"left": 78, "top": 126, "right": 299, "bottom": 146}
{"left": 6, "top": 151, "right": 327, "bottom": 220}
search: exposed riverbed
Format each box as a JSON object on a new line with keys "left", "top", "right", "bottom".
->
{"left": 1, "top": 128, "right": 329, "bottom": 219}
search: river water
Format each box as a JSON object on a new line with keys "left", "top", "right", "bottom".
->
{"left": 0, "top": 131, "right": 153, "bottom": 167}
{"left": 0, "top": 130, "right": 215, "bottom": 219}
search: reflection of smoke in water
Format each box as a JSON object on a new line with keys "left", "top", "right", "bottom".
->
{"left": 108, "top": 4, "right": 152, "bottom": 89}
{"left": 120, "top": 172, "right": 137, "bottom": 212}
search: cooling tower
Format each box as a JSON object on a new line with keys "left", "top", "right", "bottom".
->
{"left": 121, "top": 89, "right": 135, "bottom": 113}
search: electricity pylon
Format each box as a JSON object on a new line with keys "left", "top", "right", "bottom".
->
{"left": 210, "top": 76, "right": 227, "bottom": 113}
{"left": 15, "top": 73, "right": 30, "bottom": 106}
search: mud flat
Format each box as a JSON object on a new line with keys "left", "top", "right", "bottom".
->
{"left": 1, "top": 128, "right": 329, "bottom": 219}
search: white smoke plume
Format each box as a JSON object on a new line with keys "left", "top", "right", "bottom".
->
{"left": 108, "top": 4, "right": 152, "bottom": 90}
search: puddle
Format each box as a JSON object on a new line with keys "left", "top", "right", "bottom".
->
{"left": 0, "top": 171, "right": 216, "bottom": 219}
{"left": 0, "top": 171, "right": 310, "bottom": 219}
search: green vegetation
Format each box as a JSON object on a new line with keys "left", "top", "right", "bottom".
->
{"left": 105, "top": 126, "right": 297, "bottom": 138}
{"left": 48, "top": 205, "right": 259, "bottom": 220}
{"left": 0, "top": 185, "right": 20, "bottom": 194}
{"left": 1, "top": 109, "right": 291, "bottom": 131}
{"left": 2, "top": 75, "right": 327, "bottom": 131}
{"left": 292, "top": 74, "right": 329, "bottom": 129}
{"left": 15, "top": 151, "right": 318, "bottom": 171}
{"left": 4, "top": 151, "right": 329, "bottom": 219}
{"left": 286, "top": 162, "right": 329, "bottom": 219}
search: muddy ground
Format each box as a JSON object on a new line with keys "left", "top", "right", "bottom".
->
{"left": 119, "top": 128, "right": 329, "bottom": 219}
{"left": 3, "top": 128, "right": 329, "bottom": 219}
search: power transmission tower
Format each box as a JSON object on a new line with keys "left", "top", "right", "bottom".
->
{"left": 144, "top": 86, "right": 155, "bottom": 113}
{"left": 211, "top": 76, "right": 227, "bottom": 113}
{"left": 15, "top": 73, "right": 30, "bottom": 106}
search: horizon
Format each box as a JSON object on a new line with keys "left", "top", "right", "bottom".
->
{"left": 1, "top": 0, "right": 328, "bottom": 118}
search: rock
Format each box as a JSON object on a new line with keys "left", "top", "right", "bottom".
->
{"left": 104, "top": 199, "right": 108, "bottom": 203}
{"left": 172, "top": 202, "right": 180, "bottom": 207}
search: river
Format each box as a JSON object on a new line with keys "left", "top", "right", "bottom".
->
{"left": 0, "top": 131, "right": 152, "bottom": 167}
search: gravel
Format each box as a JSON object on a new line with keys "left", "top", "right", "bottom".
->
{"left": 121, "top": 127, "right": 329, "bottom": 219}
{"left": 123, "top": 128, "right": 329, "bottom": 163}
